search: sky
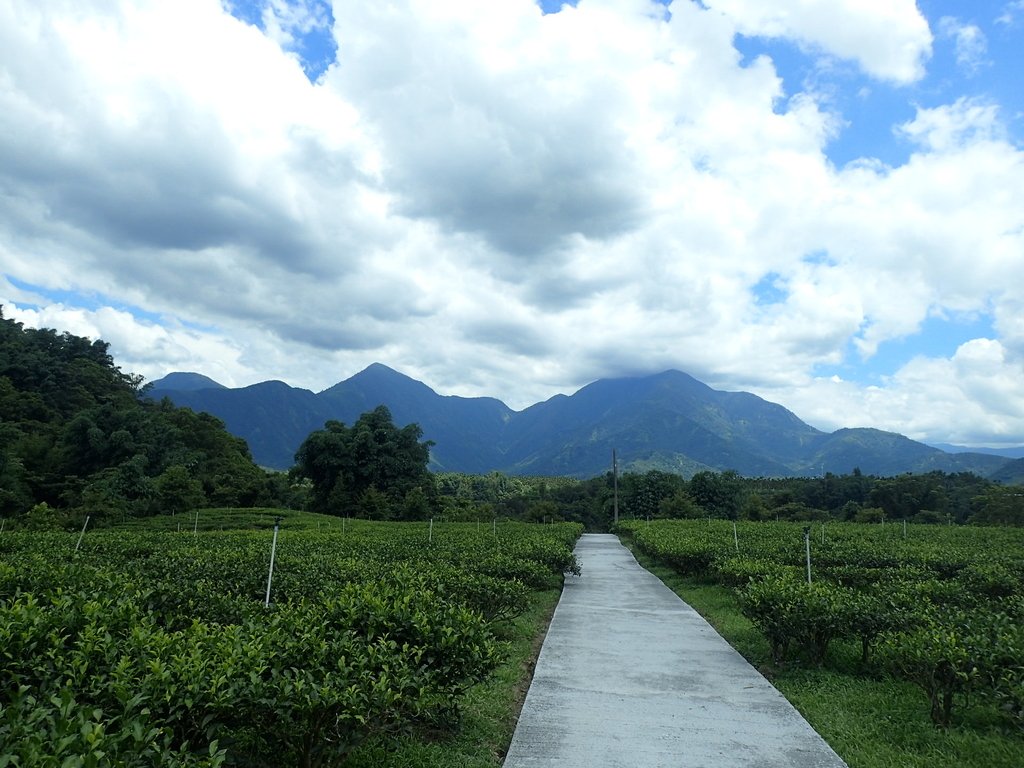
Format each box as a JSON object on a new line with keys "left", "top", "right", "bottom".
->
{"left": 1, "top": 0, "right": 1023, "bottom": 449}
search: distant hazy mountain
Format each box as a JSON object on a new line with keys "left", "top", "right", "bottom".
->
{"left": 928, "top": 443, "right": 1024, "bottom": 460}
{"left": 989, "top": 458, "right": 1024, "bottom": 485}
{"left": 148, "top": 365, "right": 1013, "bottom": 479}
{"left": 151, "top": 380, "right": 334, "bottom": 470}
{"left": 317, "top": 363, "right": 514, "bottom": 474}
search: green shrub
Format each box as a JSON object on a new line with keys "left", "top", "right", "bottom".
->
{"left": 737, "top": 576, "right": 852, "bottom": 665}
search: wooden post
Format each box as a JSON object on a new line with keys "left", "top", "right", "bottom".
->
{"left": 612, "top": 449, "right": 619, "bottom": 526}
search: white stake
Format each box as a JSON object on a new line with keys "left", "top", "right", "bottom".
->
{"left": 193, "top": 508, "right": 199, "bottom": 536}
{"left": 429, "top": 517, "right": 433, "bottom": 544}
{"left": 733, "top": 521, "right": 739, "bottom": 554}
{"left": 75, "top": 515, "right": 91, "bottom": 552}
{"left": 804, "top": 527, "right": 812, "bottom": 584}
{"left": 264, "top": 516, "right": 282, "bottom": 608}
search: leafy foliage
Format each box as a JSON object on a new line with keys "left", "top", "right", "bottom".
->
{"left": 0, "top": 519, "right": 582, "bottom": 766}
{"left": 0, "top": 311, "right": 287, "bottom": 524}
{"left": 292, "top": 406, "right": 434, "bottom": 518}
{"left": 431, "top": 466, "right": 1023, "bottom": 533}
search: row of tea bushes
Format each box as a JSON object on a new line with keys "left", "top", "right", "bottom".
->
{"left": 1, "top": 519, "right": 583, "bottom": 766}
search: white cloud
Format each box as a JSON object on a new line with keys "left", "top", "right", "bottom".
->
{"left": 996, "top": 1, "right": 1024, "bottom": 26}
{"left": 896, "top": 97, "right": 1004, "bottom": 152}
{"left": 938, "top": 16, "right": 988, "bottom": 75}
{"left": 1, "top": 300, "right": 251, "bottom": 386}
{"left": 702, "top": 0, "right": 933, "bottom": 83}
{"left": 0, "top": 0, "right": 1022, "bottom": 447}
{"left": 258, "top": 0, "right": 331, "bottom": 48}
{"left": 776, "top": 340, "right": 1024, "bottom": 446}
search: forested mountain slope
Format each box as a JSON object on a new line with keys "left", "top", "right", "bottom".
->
{"left": 149, "top": 364, "right": 1013, "bottom": 480}
{"left": 0, "top": 309, "right": 283, "bottom": 523}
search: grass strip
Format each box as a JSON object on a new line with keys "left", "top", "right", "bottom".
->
{"left": 344, "top": 588, "right": 561, "bottom": 768}
{"left": 626, "top": 543, "right": 1024, "bottom": 768}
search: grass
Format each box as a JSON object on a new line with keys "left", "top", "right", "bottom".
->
{"left": 344, "top": 588, "right": 561, "bottom": 768}
{"left": 627, "top": 544, "right": 1024, "bottom": 768}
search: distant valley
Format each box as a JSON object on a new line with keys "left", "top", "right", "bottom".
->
{"left": 148, "top": 364, "right": 1021, "bottom": 480}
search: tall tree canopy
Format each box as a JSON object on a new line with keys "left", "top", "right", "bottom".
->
{"left": 292, "top": 405, "right": 434, "bottom": 518}
{"left": 0, "top": 308, "right": 279, "bottom": 524}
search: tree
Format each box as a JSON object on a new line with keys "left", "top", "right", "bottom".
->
{"left": 155, "top": 465, "right": 207, "bottom": 517}
{"left": 869, "top": 473, "right": 948, "bottom": 520}
{"left": 293, "top": 406, "right": 435, "bottom": 517}
{"left": 969, "top": 486, "right": 1024, "bottom": 526}
{"left": 356, "top": 485, "right": 391, "bottom": 520}
{"left": 400, "top": 487, "right": 431, "bottom": 521}
{"left": 0, "top": 311, "right": 286, "bottom": 520}
{"left": 854, "top": 506, "right": 885, "bottom": 524}
{"left": 659, "top": 490, "right": 703, "bottom": 519}
{"left": 739, "top": 493, "right": 768, "bottom": 521}
{"left": 688, "top": 470, "right": 744, "bottom": 519}
{"left": 524, "top": 500, "right": 561, "bottom": 524}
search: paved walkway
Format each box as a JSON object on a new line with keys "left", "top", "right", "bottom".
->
{"left": 503, "top": 534, "right": 848, "bottom": 768}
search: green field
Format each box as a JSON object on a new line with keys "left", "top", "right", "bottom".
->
{"left": 7, "top": 511, "right": 1022, "bottom": 767}
{"left": 0, "top": 513, "right": 581, "bottom": 767}
{"left": 618, "top": 518, "right": 1024, "bottom": 768}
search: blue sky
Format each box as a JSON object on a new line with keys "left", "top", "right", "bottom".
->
{"left": 1, "top": 0, "right": 1023, "bottom": 448}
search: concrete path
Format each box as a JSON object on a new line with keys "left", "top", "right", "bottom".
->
{"left": 503, "top": 534, "right": 848, "bottom": 768}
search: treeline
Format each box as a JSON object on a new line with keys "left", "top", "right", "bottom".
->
{"left": 432, "top": 467, "right": 1024, "bottom": 529}
{"left": 0, "top": 309, "right": 299, "bottom": 527}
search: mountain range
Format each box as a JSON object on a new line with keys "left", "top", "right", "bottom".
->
{"left": 147, "top": 364, "right": 1019, "bottom": 480}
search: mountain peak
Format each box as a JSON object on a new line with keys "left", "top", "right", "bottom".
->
{"left": 149, "top": 372, "right": 226, "bottom": 391}
{"left": 321, "top": 363, "right": 435, "bottom": 399}
{"left": 354, "top": 362, "right": 410, "bottom": 379}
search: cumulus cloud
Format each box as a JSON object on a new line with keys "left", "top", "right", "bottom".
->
{"left": 2, "top": 299, "right": 250, "bottom": 386}
{"left": 702, "top": 0, "right": 933, "bottom": 83}
{"left": 778, "top": 339, "right": 1024, "bottom": 447}
{"left": 896, "top": 97, "right": 1004, "bottom": 151}
{"left": 1, "top": 0, "right": 1022, "bottom": 447}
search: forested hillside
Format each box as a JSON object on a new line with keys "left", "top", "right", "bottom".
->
{"left": 151, "top": 365, "right": 1013, "bottom": 479}
{"left": 0, "top": 308, "right": 289, "bottom": 526}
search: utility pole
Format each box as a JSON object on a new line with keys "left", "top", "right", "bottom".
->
{"left": 613, "top": 449, "right": 619, "bottom": 525}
